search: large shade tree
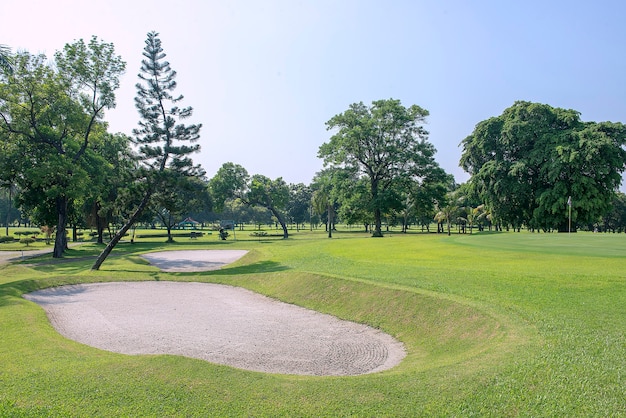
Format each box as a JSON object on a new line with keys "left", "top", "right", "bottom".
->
{"left": 92, "top": 31, "right": 202, "bottom": 269}
{"left": 0, "top": 38, "right": 125, "bottom": 257}
{"left": 460, "top": 101, "right": 626, "bottom": 231}
{"left": 209, "top": 163, "right": 290, "bottom": 238}
{"left": 319, "top": 98, "right": 442, "bottom": 237}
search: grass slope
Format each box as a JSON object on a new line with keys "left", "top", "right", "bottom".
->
{"left": 0, "top": 230, "right": 624, "bottom": 416}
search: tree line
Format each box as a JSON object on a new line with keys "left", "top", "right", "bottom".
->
{"left": 3, "top": 36, "right": 626, "bottom": 268}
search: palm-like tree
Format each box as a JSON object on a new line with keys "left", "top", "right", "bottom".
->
{"left": 312, "top": 189, "right": 334, "bottom": 238}
{"left": 435, "top": 202, "right": 459, "bottom": 236}
{"left": 0, "top": 44, "right": 14, "bottom": 74}
{"left": 461, "top": 204, "right": 486, "bottom": 235}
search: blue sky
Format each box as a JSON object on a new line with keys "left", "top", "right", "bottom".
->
{"left": 4, "top": 1, "right": 626, "bottom": 187}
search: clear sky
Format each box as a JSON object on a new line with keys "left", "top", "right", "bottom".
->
{"left": 4, "top": 1, "right": 626, "bottom": 187}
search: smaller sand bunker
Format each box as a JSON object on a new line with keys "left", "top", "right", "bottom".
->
{"left": 25, "top": 282, "right": 405, "bottom": 376}
{"left": 140, "top": 250, "right": 249, "bottom": 272}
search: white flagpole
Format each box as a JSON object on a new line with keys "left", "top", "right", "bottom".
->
{"left": 567, "top": 196, "right": 572, "bottom": 234}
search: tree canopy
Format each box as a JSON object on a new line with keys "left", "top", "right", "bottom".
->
{"left": 319, "top": 98, "right": 444, "bottom": 236}
{"left": 209, "top": 163, "right": 291, "bottom": 238}
{"left": 7, "top": 32, "right": 626, "bottom": 242}
{"left": 0, "top": 38, "right": 125, "bottom": 257}
{"left": 460, "top": 101, "right": 626, "bottom": 231}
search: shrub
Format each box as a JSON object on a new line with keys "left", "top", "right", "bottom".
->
{"left": 0, "top": 236, "right": 15, "bottom": 243}
{"left": 14, "top": 230, "right": 40, "bottom": 237}
{"left": 19, "top": 237, "right": 36, "bottom": 246}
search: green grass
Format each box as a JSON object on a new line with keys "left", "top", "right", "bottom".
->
{"left": 0, "top": 230, "right": 624, "bottom": 416}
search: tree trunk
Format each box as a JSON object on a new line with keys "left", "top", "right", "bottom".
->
{"left": 327, "top": 204, "right": 333, "bottom": 238}
{"left": 370, "top": 178, "right": 383, "bottom": 237}
{"left": 269, "top": 207, "right": 288, "bottom": 239}
{"left": 5, "top": 186, "right": 11, "bottom": 237}
{"left": 166, "top": 213, "right": 174, "bottom": 242}
{"left": 53, "top": 196, "right": 68, "bottom": 258}
{"left": 95, "top": 201, "right": 105, "bottom": 244}
{"left": 92, "top": 191, "right": 153, "bottom": 270}
{"left": 372, "top": 206, "right": 383, "bottom": 237}
{"left": 557, "top": 222, "right": 577, "bottom": 233}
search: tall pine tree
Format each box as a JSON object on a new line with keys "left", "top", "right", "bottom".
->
{"left": 92, "top": 31, "right": 202, "bottom": 270}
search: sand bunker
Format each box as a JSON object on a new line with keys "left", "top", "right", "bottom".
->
{"left": 25, "top": 281, "right": 405, "bottom": 375}
{"left": 139, "top": 249, "right": 249, "bottom": 272}
{"left": 23, "top": 250, "right": 405, "bottom": 375}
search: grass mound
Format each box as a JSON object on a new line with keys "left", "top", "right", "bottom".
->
{"left": 224, "top": 271, "right": 519, "bottom": 372}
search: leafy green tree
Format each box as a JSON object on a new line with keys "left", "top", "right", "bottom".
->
{"left": 0, "top": 130, "right": 20, "bottom": 235}
{"left": 434, "top": 193, "right": 460, "bottom": 236}
{"left": 319, "top": 99, "right": 440, "bottom": 237}
{"left": 460, "top": 204, "right": 485, "bottom": 235}
{"left": 453, "top": 182, "right": 487, "bottom": 234}
{"left": 601, "top": 192, "right": 626, "bottom": 233}
{"left": 92, "top": 31, "right": 202, "bottom": 270}
{"left": 246, "top": 205, "right": 272, "bottom": 231}
{"left": 151, "top": 174, "right": 211, "bottom": 242}
{"left": 311, "top": 166, "right": 362, "bottom": 236}
{"left": 286, "top": 183, "right": 312, "bottom": 230}
{"left": 0, "top": 44, "right": 13, "bottom": 74}
{"left": 209, "top": 162, "right": 249, "bottom": 213}
{"left": 311, "top": 168, "right": 341, "bottom": 237}
{"left": 311, "top": 189, "right": 330, "bottom": 233}
{"left": 1, "top": 184, "right": 18, "bottom": 235}
{"left": 215, "top": 198, "right": 249, "bottom": 226}
{"left": 82, "top": 131, "right": 137, "bottom": 243}
{"left": 335, "top": 175, "right": 372, "bottom": 231}
{"left": 209, "top": 163, "right": 290, "bottom": 238}
{"left": 247, "top": 175, "right": 290, "bottom": 238}
{"left": 0, "top": 38, "right": 125, "bottom": 257}
{"left": 397, "top": 164, "right": 451, "bottom": 232}
{"left": 461, "top": 101, "right": 626, "bottom": 231}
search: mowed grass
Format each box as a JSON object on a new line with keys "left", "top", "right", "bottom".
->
{"left": 0, "top": 230, "right": 624, "bottom": 416}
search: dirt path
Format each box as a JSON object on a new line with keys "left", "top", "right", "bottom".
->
{"left": 0, "top": 248, "right": 55, "bottom": 265}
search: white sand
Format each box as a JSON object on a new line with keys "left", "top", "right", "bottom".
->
{"left": 139, "top": 249, "right": 249, "bottom": 272}
{"left": 23, "top": 250, "right": 405, "bottom": 376}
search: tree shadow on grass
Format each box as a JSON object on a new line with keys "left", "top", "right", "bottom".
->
{"left": 0, "top": 279, "right": 39, "bottom": 307}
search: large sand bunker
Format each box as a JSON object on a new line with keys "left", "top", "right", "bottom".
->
{"left": 24, "top": 251, "right": 405, "bottom": 376}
